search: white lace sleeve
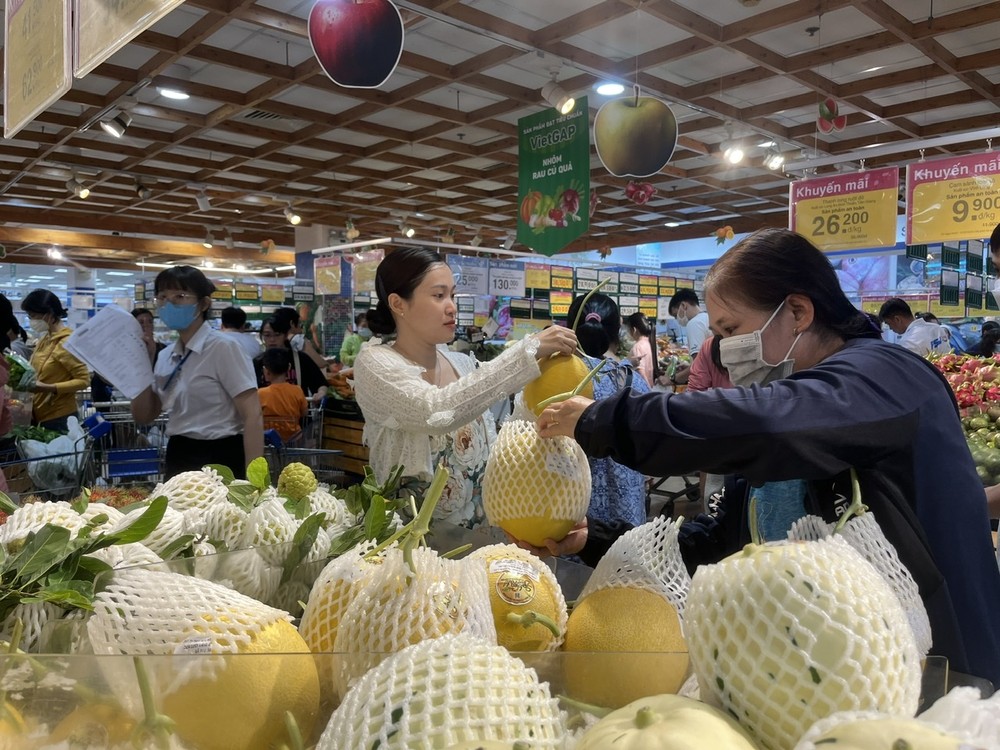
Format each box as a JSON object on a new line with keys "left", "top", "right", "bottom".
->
{"left": 353, "top": 336, "right": 541, "bottom": 436}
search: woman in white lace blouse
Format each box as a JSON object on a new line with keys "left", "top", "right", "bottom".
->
{"left": 352, "top": 247, "right": 577, "bottom": 528}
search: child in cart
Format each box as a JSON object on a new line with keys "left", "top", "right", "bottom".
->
{"left": 258, "top": 347, "right": 308, "bottom": 444}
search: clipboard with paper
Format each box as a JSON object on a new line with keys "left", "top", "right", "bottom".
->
{"left": 64, "top": 304, "right": 155, "bottom": 400}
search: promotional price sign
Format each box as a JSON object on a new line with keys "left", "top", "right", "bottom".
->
{"left": 516, "top": 97, "right": 590, "bottom": 256}
{"left": 4, "top": 0, "right": 72, "bottom": 139}
{"left": 314, "top": 255, "right": 344, "bottom": 296}
{"left": 550, "top": 290, "right": 573, "bottom": 317}
{"left": 525, "top": 263, "right": 551, "bottom": 290}
{"left": 789, "top": 167, "right": 899, "bottom": 251}
{"left": 906, "top": 152, "right": 1000, "bottom": 245}
{"left": 488, "top": 261, "right": 526, "bottom": 297}
{"left": 448, "top": 255, "right": 489, "bottom": 296}
{"left": 639, "top": 275, "right": 659, "bottom": 296}
{"left": 550, "top": 265, "right": 574, "bottom": 290}
{"left": 261, "top": 284, "right": 285, "bottom": 304}
{"left": 212, "top": 282, "right": 234, "bottom": 301}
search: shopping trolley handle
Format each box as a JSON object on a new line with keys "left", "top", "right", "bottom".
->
{"left": 81, "top": 412, "right": 114, "bottom": 440}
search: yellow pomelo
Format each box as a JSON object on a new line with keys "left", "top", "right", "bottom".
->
{"left": 522, "top": 354, "right": 593, "bottom": 417}
{"left": 471, "top": 545, "right": 567, "bottom": 652}
{"left": 562, "top": 587, "right": 689, "bottom": 709}
{"left": 162, "top": 619, "right": 320, "bottom": 750}
{"left": 482, "top": 420, "right": 591, "bottom": 547}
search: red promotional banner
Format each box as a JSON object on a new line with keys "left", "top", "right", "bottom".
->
{"left": 789, "top": 167, "right": 899, "bottom": 251}
{"left": 906, "top": 152, "right": 1000, "bottom": 245}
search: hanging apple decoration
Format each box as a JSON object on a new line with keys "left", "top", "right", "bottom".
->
{"left": 817, "top": 97, "right": 848, "bottom": 133}
{"left": 308, "top": 0, "right": 404, "bottom": 89}
{"left": 594, "top": 86, "right": 677, "bottom": 178}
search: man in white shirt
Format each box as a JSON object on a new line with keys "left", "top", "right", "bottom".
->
{"left": 220, "top": 306, "right": 262, "bottom": 361}
{"left": 659, "top": 288, "right": 711, "bottom": 387}
{"left": 878, "top": 298, "right": 951, "bottom": 357}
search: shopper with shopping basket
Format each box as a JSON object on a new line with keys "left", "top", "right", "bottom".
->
{"left": 130, "top": 266, "right": 263, "bottom": 479}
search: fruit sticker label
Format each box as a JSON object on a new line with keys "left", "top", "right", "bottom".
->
{"left": 489, "top": 558, "right": 542, "bottom": 582}
{"left": 789, "top": 166, "right": 899, "bottom": 252}
{"left": 495, "top": 570, "right": 537, "bottom": 606}
{"left": 517, "top": 96, "right": 591, "bottom": 256}
{"left": 906, "top": 152, "right": 1000, "bottom": 245}
{"left": 175, "top": 636, "right": 213, "bottom": 655}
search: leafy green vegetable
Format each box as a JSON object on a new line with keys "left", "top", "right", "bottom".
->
{"left": 0, "top": 496, "right": 167, "bottom": 622}
{"left": 246, "top": 457, "right": 270, "bottom": 491}
{"left": 11, "top": 424, "right": 65, "bottom": 443}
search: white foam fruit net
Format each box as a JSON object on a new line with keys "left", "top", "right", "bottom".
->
{"left": 332, "top": 545, "right": 497, "bottom": 697}
{"left": 482, "top": 419, "right": 591, "bottom": 527}
{"left": 241, "top": 496, "right": 300, "bottom": 566}
{"left": 0, "top": 500, "right": 88, "bottom": 547}
{"left": 318, "top": 633, "right": 567, "bottom": 749}
{"left": 202, "top": 499, "right": 249, "bottom": 551}
{"left": 150, "top": 467, "right": 228, "bottom": 512}
{"left": 467, "top": 543, "right": 569, "bottom": 651}
{"left": 212, "top": 547, "right": 281, "bottom": 604}
{"left": 77, "top": 501, "right": 125, "bottom": 531}
{"left": 580, "top": 516, "right": 691, "bottom": 617}
{"left": 794, "top": 687, "right": 999, "bottom": 750}
{"left": 684, "top": 536, "right": 921, "bottom": 750}
{"left": 787, "top": 512, "right": 932, "bottom": 656}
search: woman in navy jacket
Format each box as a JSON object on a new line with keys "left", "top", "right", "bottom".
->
{"left": 539, "top": 228, "right": 1000, "bottom": 686}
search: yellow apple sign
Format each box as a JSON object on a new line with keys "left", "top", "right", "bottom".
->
{"left": 594, "top": 96, "right": 678, "bottom": 178}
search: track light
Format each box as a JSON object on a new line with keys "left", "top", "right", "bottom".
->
{"left": 224, "top": 232, "right": 235, "bottom": 250}
{"left": 66, "top": 174, "right": 89, "bottom": 199}
{"left": 398, "top": 219, "right": 415, "bottom": 238}
{"left": 47, "top": 247, "right": 64, "bottom": 260}
{"left": 764, "top": 145, "right": 785, "bottom": 171}
{"left": 503, "top": 234, "right": 515, "bottom": 251}
{"left": 195, "top": 191, "right": 211, "bottom": 212}
{"left": 470, "top": 232, "right": 483, "bottom": 247}
{"left": 541, "top": 78, "right": 575, "bottom": 115}
{"left": 99, "top": 109, "right": 132, "bottom": 138}
{"left": 721, "top": 122, "right": 744, "bottom": 165}
{"left": 157, "top": 64, "right": 191, "bottom": 100}
{"left": 202, "top": 229, "right": 214, "bottom": 249}
{"left": 284, "top": 205, "right": 302, "bottom": 226}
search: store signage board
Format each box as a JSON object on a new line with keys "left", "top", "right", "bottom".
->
{"left": 448, "top": 255, "right": 489, "bottom": 296}
{"left": 261, "top": 284, "right": 285, "bottom": 304}
{"left": 550, "top": 290, "right": 573, "bottom": 317}
{"left": 4, "top": 0, "right": 72, "bottom": 139}
{"left": 525, "top": 263, "right": 551, "bottom": 290}
{"left": 235, "top": 283, "right": 259, "bottom": 302}
{"left": 907, "top": 152, "right": 1000, "bottom": 245}
{"left": 639, "top": 274, "right": 659, "bottom": 296}
{"left": 488, "top": 260, "right": 526, "bottom": 297}
{"left": 212, "top": 282, "right": 233, "bottom": 301}
{"left": 516, "top": 97, "right": 591, "bottom": 256}
{"left": 314, "top": 256, "right": 343, "bottom": 296}
{"left": 344, "top": 248, "right": 384, "bottom": 294}
{"left": 550, "top": 265, "right": 574, "bottom": 290}
{"left": 75, "top": 0, "right": 185, "bottom": 78}
{"left": 789, "top": 166, "right": 899, "bottom": 251}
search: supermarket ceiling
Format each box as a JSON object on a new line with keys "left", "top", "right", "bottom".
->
{"left": 1, "top": 0, "right": 999, "bottom": 272}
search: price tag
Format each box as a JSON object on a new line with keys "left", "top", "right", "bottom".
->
{"left": 790, "top": 167, "right": 898, "bottom": 251}
{"left": 175, "top": 636, "right": 213, "bottom": 655}
{"left": 907, "top": 152, "right": 1000, "bottom": 245}
{"left": 488, "top": 261, "right": 525, "bottom": 297}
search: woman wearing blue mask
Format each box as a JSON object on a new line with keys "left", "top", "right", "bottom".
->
{"left": 538, "top": 228, "right": 1000, "bottom": 688}
{"left": 131, "top": 266, "right": 262, "bottom": 479}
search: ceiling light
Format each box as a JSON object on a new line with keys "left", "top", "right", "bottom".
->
{"left": 224, "top": 232, "right": 235, "bottom": 250}
{"left": 105, "top": 271, "right": 134, "bottom": 277}
{"left": 234, "top": 264, "right": 246, "bottom": 272}
{"left": 503, "top": 234, "right": 515, "bottom": 251}
{"left": 66, "top": 175, "right": 89, "bottom": 199}
{"left": 202, "top": 229, "right": 214, "bottom": 249}
{"left": 862, "top": 66, "right": 884, "bottom": 73}
{"left": 203, "top": 260, "right": 215, "bottom": 269}
{"left": 398, "top": 219, "right": 415, "bottom": 238}
{"left": 470, "top": 232, "right": 482, "bottom": 247}
{"left": 195, "top": 191, "right": 211, "bottom": 212}
{"left": 275, "top": 265, "right": 296, "bottom": 271}
{"left": 541, "top": 78, "right": 575, "bottom": 115}
{"left": 721, "top": 122, "right": 745, "bottom": 165}
{"left": 284, "top": 205, "right": 302, "bottom": 226}
{"left": 665, "top": 221, "right": 681, "bottom": 228}
{"left": 135, "top": 178, "right": 152, "bottom": 201}
{"left": 98, "top": 109, "right": 132, "bottom": 138}
{"left": 764, "top": 145, "right": 785, "bottom": 170}
{"left": 47, "top": 247, "right": 63, "bottom": 260}
{"left": 596, "top": 82, "right": 625, "bottom": 96}
{"left": 157, "top": 64, "right": 191, "bottom": 100}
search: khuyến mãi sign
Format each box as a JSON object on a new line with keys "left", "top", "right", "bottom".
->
{"left": 907, "top": 152, "right": 1000, "bottom": 245}
{"left": 789, "top": 166, "right": 899, "bottom": 251}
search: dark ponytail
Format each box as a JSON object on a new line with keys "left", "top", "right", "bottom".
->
{"left": 567, "top": 293, "right": 621, "bottom": 359}
{"left": 368, "top": 247, "right": 445, "bottom": 336}
{"left": 0, "top": 294, "right": 16, "bottom": 352}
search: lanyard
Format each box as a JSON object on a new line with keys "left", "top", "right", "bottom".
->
{"left": 162, "top": 349, "right": 193, "bottom": 392}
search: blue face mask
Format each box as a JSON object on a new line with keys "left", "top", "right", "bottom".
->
{"left": 158, "top": 301, "right": 200, "bottom": 331}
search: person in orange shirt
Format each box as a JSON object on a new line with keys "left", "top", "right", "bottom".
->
{"left": 258, "top": 347, "right": 308, "bottom": 443}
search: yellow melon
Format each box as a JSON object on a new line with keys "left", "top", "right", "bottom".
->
{"left": 562, "top": 587, "right": 689, "bottom": 709}
{"left": 522, "top": 354, "right": 594, "bottom": 417}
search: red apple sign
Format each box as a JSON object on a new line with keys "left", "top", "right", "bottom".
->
{"left": 309, "top": 0, "right": 404, "bottom": 89}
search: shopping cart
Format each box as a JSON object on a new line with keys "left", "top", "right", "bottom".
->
{"left": 83, "top": 401, "right": 168, "bottom": 487}
{"left": 0, "top": 414, "right": 109, "bottom": 503}
{"left": 263, "top": 404, "right": 343, "bottom": 487}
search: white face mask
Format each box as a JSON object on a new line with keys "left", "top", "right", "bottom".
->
{"left": 28, "top": 318, "right": 49, "bottom": 337}
{"left": 718, "top": 300, "right": 802, "bottom": 387}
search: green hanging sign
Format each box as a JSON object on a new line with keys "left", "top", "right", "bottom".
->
{"left": 516, "top": 96, "right": 590, "bottom": 257}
